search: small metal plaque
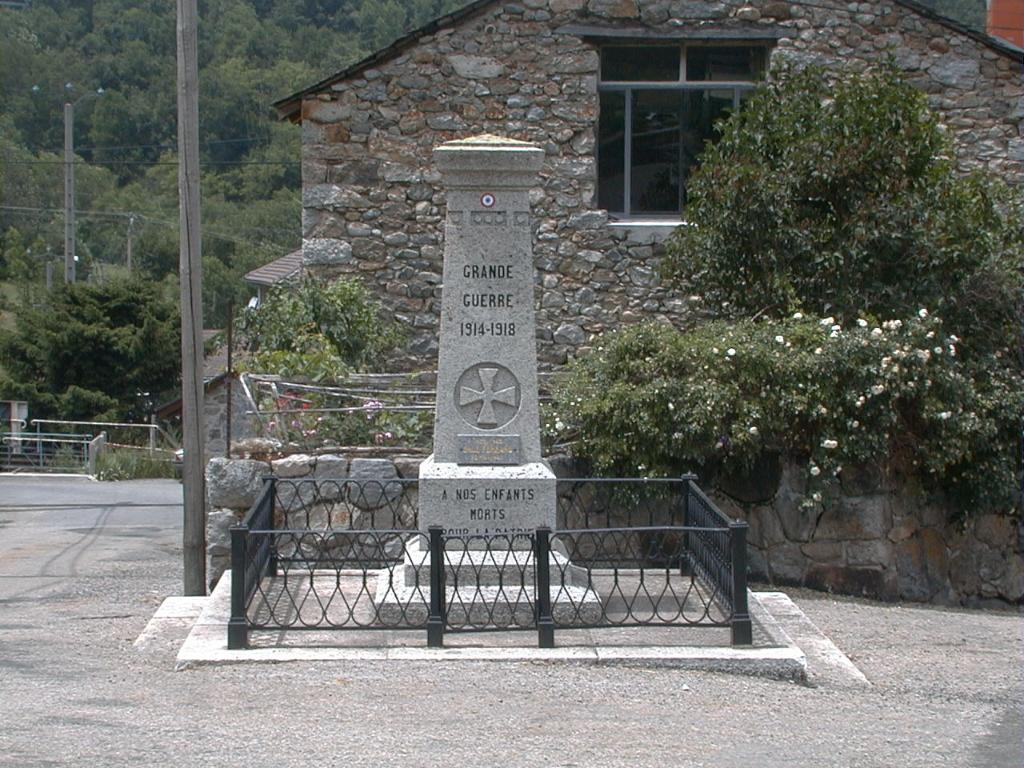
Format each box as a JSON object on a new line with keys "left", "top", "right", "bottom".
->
{"left": 456, "top": 434, "right": 522, "bottom": 465}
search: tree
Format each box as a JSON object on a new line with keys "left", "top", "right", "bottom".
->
{"left": 664, "top": 64, "right": 1023, "bottom": 355}
{"left": 0, "top": 277, "right": 180, "bottom": 421}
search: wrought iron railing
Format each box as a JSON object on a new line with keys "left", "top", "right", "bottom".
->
{"left": 228, "top": 475, "right": 750, "bottom": 649}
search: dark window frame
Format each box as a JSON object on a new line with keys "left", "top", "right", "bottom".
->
{"left": 597, "top": 43, "right": 769, "bottom": 219}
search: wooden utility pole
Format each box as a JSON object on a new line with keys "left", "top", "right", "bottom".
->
{"left": 63, "top": 101, "right": 75, "bottom": 283}
{"left": 225, "top": 301, "right": 233, "bottom": 459}
{"left": 126, "top": 213, "right": 136, "bottom": 272}
{"left": 177, "top": 0, "right": 206, "bottom": 595}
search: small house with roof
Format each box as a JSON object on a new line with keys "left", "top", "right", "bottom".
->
{"left": 243, "top": 249, "right": 305, "bottom": 303}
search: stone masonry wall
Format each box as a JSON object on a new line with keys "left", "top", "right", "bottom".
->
{"left": 710, "top": 458, "right": 1024, "bottom": 606}
{"left": 298, "top": 0, "right": 1024, "bottom": 365}
{"left": 203, "top": 378, "right": 257, "bottom": 458}
{"left": 205, "top": 452, "right": 1023, "bottom": 606}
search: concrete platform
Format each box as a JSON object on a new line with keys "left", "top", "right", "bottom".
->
{"left": 156, "top": 570, "right": 864, "bottom": 683}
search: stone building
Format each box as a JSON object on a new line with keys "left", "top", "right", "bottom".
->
{"left": 273, "top": 0, "right": 1023, "bottom": 365}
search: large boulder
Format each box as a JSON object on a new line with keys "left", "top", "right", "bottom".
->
{"left": 206, "top": 458, "right": 271, "bottom": 509}
{"left": 347, "top": 458, "right": 404, "bottom": 518}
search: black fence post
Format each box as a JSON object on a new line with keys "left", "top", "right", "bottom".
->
{"left": 680, "top": 475, "right": 694, "bottom": 575}
{"left": 729, "top": 520, "right": 753, "bottom": 646}
{"left": 265, "top": 476, "right": 278, "bottom": 577}
{"left": 227, "top": 523, "right": 249, "bottom": 650}
{"left": 535, "top": 527, "right": 555, "bottom": 649}
{"left": 427, "top": 526, "right": 445, "bottom": 648}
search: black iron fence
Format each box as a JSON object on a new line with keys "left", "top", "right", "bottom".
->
{"left": 228, "top": 475, "right": 751, "bottom": 649}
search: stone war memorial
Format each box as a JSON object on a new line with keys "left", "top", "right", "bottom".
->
{"left": 379, "top": 134, "right": 599, "bottom": 633}
{"left": 223, "top": 134, "right": 753, "bottom": 652}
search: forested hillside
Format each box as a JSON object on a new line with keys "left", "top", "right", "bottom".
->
{"left": 0, "top": 0, "right": 989, "bottom": 329}
{"left": 0, "top": 0, "right": 464, "bottom": 326}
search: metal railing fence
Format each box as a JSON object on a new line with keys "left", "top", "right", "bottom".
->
{"left": 228, "top": 475, "right": 751, "bottom": 649}
{"left": 1, "top": 431, "right": 93, "bottom": 473}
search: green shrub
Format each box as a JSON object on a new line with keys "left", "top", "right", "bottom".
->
{"left": 95, "top": 447, "right": 178, "bottom": 481}
{"left": 237, "top": 276, "right": 406, "bottom": 381}
{"left": 550, "top": 317, "right": 1021, "bottom": 514}
{"left": 664, "top": 64, "right": 1023, "bottom": 356}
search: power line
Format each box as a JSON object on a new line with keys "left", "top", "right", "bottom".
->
{"left": 75, "top": 136, "right": 272, "bottom": 153}
{"left": 0, "top": 205, "right": 297, "bottom": 250}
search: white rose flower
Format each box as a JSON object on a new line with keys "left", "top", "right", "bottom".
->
{"left": 726, "top": 348, "right": 736, "bottom": 357}
{"left": 871, "top": 328, "right": 883, "bottom": 338}
{"left": 918, "top": 308, "right": 928, "bottom": 318}
{"left": 822, "top": 439, "right": 838, "bottom": 449}
{"left": 748, "top": 426, "right": 759, "bottom": 436}
{"left": 820, "top": 317, "right": 834, "bottom": 326}
{"left": 775, "top": 335, "right": 785, "bottom": 344}
{"left": 793, "top": 312, "right": 803, "bottom": 320}
{"left": 857, "top": 318, "right": 868, "bottom": 327}
{"left": 810, "top": 465, "right": 821, "bottom": 477}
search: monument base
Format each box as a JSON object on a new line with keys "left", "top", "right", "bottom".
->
{"left": 417, "top": 455, "right": 556, "bottom": 546}
{"left": 375, "top": 539, "right": 603, "bottom": 626}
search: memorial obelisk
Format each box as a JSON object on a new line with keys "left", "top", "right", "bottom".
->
{"left": 418, "top": 135, "right": 556, "bottom": 542}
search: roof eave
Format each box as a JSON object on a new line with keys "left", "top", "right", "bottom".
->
{"left": 272, "top": 0, "right": 500, "bottom": 122}
{"left": 892, "top": 0, "right": 1024, "bottom": 60}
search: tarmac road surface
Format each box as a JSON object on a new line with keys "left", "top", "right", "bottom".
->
{"left": 0, "top": 475, "right": 1021, "bottom": 767}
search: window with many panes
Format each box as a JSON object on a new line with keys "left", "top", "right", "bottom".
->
{"left": 598, "top": 44, "right": 768, "bottom": 217}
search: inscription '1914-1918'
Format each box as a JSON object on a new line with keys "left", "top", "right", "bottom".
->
{"left": 460, "top": 321, "right": 515, "bottom": 337}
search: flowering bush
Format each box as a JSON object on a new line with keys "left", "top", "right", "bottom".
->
{"left": 549, "top": 316, "right": 1021, "bottom": 515}
{"left": 261, "top": 391, "right": 433, "bottom": 450}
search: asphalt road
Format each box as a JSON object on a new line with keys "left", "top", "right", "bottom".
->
{"left": 0, "top": 475, "right": 1021, "bottom": 768}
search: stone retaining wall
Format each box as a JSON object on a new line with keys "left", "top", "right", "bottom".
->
{"left": 709, "top": 458, "right": 1023, "bottom": 606}
{"left": 297, "top": 0, "right": 1024, "bottom": 367}
{"left": 204, "top": 452, "right": 1022, "bottom": 606}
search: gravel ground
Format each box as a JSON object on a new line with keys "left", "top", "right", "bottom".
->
{"left": 1, "top": 478, "right": 1021, "bottom": 768}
